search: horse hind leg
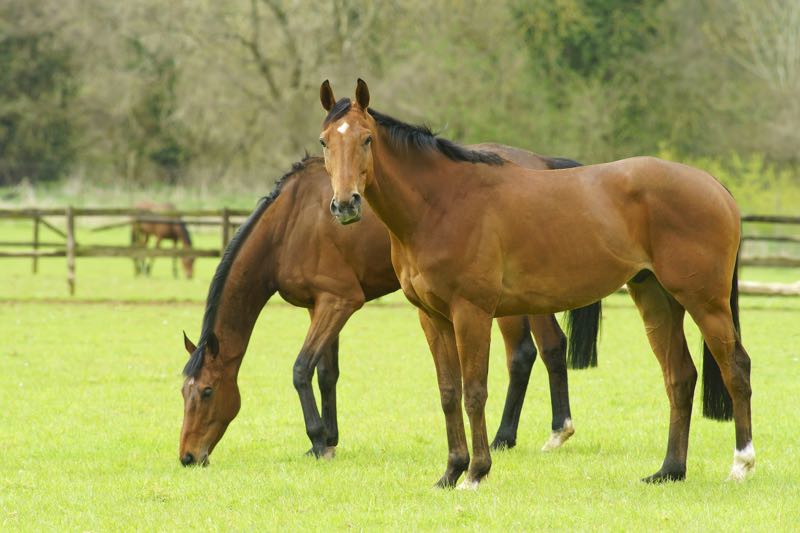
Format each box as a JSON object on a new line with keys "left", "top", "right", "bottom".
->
{"left": 491, "top": 316, "right": 537, "bottom": 451}
{"left": 531, "top": 314, "right": 575, "bottom": 451}
{"left": 628, "top": 272, "right": 696, "bottom": 483}
{"left": 684, "top": 300, "right": 754, "bottom": 481}
{"left": 148, "top": 236, "right": 161, "bottom": 276}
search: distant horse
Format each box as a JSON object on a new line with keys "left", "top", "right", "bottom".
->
{"left": 179, "top": 153, "right": 601, "bottom": 467}
{"left": 318, "top": 79, "right": 753, "bottom": 487}
{"left": 131, "top": 202, "right": 194, "bottom": 279}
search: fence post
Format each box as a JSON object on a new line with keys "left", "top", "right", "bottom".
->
{"left": 222, "top": 207, "right": 231, "bottom": 249}
{"left": 32, "top": 213, "right": 40, "bottom": 274}
{"left": 66, "top": 206, "right": 76, "bottom": 295}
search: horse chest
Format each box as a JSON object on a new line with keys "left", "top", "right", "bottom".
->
{"left": 393, "top": 258, "right": 452, "bottom": 317}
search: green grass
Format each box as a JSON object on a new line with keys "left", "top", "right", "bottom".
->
{"left": 2, "top": 224, "right": 800, "bottom": 530}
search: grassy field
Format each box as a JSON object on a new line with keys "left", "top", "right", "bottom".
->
{"left": 2, "top": 225, "right": 800, "bottom": 530}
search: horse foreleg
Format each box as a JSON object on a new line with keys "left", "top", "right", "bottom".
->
{"left": 629, "top": 273, "right": 695, "bottom": 482}
{"left": 491, "top": 316, "right": 537, "bottom": 450}
{"left": 316, "top": 335, "right": 340, "bottom": 455}
{"left": 418, "top": 309, "right": 469, "bottom": 488}
{"left": 293, "top": 296, "right": 360, "bottom": 458}
{"left": 531, "top": 314, "right": 574, "bottom": 451}
{"left": 452, "top": 302, "right": 493, "bottom": 489}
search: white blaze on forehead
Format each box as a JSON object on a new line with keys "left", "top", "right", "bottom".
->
{"left": 188, "top": 377, "right": 195, "bottom": 386}
{"left": 337, "top": 122, "right": 350, "bottom": 134}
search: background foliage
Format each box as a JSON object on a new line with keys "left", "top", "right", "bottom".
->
{"left": 0, "top": 0, "right": 798, "bottom": 209}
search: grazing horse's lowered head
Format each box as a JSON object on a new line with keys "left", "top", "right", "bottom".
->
{"left": 179, "top": 331, "right": 241, "bottom": 467}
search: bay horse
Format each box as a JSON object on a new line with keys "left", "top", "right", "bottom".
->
{"left": 179, "top": 153, "right": 601, "bottom": 466}
{"left": 318, "top": 79, "right": 754, "bottom": 488}
{"left": 131, "top": 201, "right": 194, "bottom": 279}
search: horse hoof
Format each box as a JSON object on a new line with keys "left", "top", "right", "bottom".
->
{"left": 541, "top": 418, "right": 575, "bottom": 451}
{"left": 641, "top": 469, "right": 685, "bottom": 483}
{"left": 456, "top": 478, "right": 480, "bottom": 491}
{"left": 304, "top": 447, "right": 322, "bottom": 458}
{"left": 434, "top": 474, "right": 459, "bottom": 489}
{"left": 490, "top": 437, "right": 515, "bottom": 451}
{"left": 727, "top": 443, "right": 755, "bottom": 482}
{"left": 321, "top": 446, "right": 336, "bottom": 460}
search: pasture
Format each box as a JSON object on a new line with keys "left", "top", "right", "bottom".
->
{"left": 2, "top": 228, "right": 800, "bottom": 530}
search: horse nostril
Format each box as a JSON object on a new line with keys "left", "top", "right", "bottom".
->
{"left": 351, "top": 193, "right": 361, "bottom": 206}
{"left": 330, "top": 199, "right": 338, "bottom": 215}
{"left": 181, "top": 453, "right": 195, "bottom": 466}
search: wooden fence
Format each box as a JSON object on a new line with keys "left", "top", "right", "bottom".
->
{"left": 1, "top": 208, "right": 799, "bottom": 295}
{"left": 0, "top": 207, "right": 250, "bottom": 294}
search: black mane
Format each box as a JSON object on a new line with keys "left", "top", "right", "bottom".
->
{"left": 323, "top": 97, "right": 504, "bottom": 166}
{"left": 323, "top": 97, "right": 353, "bottom": 126}
{"left": 543, "top": 156, "right": 582, "bottom": 169}
{"left": 182, "top": 157, "right": 312, "bottom": 377}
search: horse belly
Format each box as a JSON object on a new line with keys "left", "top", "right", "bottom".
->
{"left": 496, "top": 246, "right": 640, "bottom": 316}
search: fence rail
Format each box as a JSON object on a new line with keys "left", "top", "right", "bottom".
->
{"left": 0, "top": 206, "right": 251, "bottom": 294}
{"left": 1, "top": 207, "right": 799, "bottom": 296}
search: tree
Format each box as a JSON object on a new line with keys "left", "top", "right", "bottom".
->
{"left": 0, "top": 2, "right": 77, "bottom": 185}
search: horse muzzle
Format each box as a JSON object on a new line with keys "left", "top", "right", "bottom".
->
{"left": 179, "top": 450, "right": 210, "bottom": 467}
{"left": 330, "top": 194, "right": 362, "bottom": 225}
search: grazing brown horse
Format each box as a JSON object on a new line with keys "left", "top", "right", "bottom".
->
{"left": 131, "top": 201, "right": 194, "bottom": 279}
{"left": 179, "top": 153, "right": 601, "bottom": 467}
{"left": 318, "top": 79, "right": 754, "bottom": 488}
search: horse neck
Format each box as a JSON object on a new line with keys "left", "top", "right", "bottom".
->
{"left": 366, "top": 132, "right": 449, "bottom": 240}
{"left": 178, "top": 224, "right": 192, "bottom": 248}
{"left": 210, "top": 203, "right": 285, "bottom": 370}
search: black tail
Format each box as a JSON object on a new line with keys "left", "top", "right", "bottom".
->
{"left": 565, "top": 301, "right": 602, "bottom": 369}
{"left": 702, "top": 254, "right": 739, "bottom": 420}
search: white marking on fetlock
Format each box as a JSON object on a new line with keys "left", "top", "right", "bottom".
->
{"left": 321, "top": 446, "right": 336, "bottom": 460}
{"left": 541, "top": 418, "right": 575, "bottom": 452}
{"left": 337, "top": 122, "right": 350, "bottom": 134}
{"left": 727, "top": 442, "right": 755, "bottom": 481}
{"left": 456, "top": 478, "right": 480, "bottom": 491}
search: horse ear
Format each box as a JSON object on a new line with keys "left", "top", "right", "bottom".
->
{"left": 355, "top": 78, "right": 370, "bottom": 109}
{"left": 183, "top": 331, "right": 197, "bottom": 354}
{"left": 207, "top": 332, "right": 220, "bottom": 357}
{"left": 320, "top": 80, "right": 336, "bottom": 112}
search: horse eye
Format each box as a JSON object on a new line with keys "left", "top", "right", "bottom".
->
{"left": 319, "top": 138, "right": 327, "bottom": 148}
{"left": 364, "top": 136, "right": 372, "bottom": 146}
{"left": 202, "top": 387, "right": 213, "bottom": 398}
